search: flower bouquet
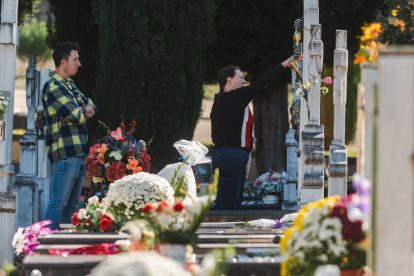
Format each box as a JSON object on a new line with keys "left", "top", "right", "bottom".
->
{"left": 295, "top": 76, "right": 332, "bottom": 101}
{"left": 12, "top": 220, "right": 56, "bottom": 255}
{"left": 102, "top": 172, "right": 174, "bottom": 224}
{"left": 85, "top": 118, "right": 151, "bottom": 198}
{"left": 141, "top": 195, "right": 214, "bottom": 246}
{"left": 71, "top": 196, "right": 116, "bottom": 232}
{"left": 280, "top": 176, "right": 370, "bottom": 275}
{"left": 250, "top": 170, "right": 287, "bottom": 196}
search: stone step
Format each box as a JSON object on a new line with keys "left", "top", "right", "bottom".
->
{"left": 37, "top": 233, "right": 128, "bottom": 245}
{"left": 23, "top": 254, "right": 280, "bottom": 276}
{"left": 206, "top": 209, "right": 292, "bottom": 222}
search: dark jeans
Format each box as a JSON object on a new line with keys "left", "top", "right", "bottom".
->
{"left": 212, "top": 147, "right": 249, "bottom": 209}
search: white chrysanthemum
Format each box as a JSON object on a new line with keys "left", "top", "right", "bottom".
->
{"left": 103, "top": 172, "right": 174, "bottom": 222}
{"left": 94, "top": 208, "right": 104, "bottom": 219}
{"left": 12, "top": 227, "right": 24, "bottom": 255}
{"left": 91, "top": 252, "right": 191, "bottom": 276}
{"left": 115, "top": 239, "right": 132, "bottom": 252}
{"left": 109, "top": 150, "right": 123, "bottom": 161}
{"left": 88, "top": 196, "right": 99, "bottom": 205}
{"left": 77, "top": 208, "right": 87, "bottom": 219}
{"left": 318, "top": 217, "right": 342, "bottom": 241}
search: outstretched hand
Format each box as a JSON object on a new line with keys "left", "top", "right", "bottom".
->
{"left": 281, "top": 54, "right": 303, "bottom": 68}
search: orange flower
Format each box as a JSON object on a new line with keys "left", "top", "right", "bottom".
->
{"left": 110, "top": 127, "right": 124, "bottom": 141}
{"left": 126, "top": 159, "right": 143, "bottom": 174}
{"left": 97, "top": 143, "right": 108, "bottom": 164}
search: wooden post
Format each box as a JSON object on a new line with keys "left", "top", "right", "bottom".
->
{"left": 328, "top": 30, "right": 348, "bottom": 196}
{"left": 374, "top": 46, "right": 414, "bottom": 275}
{"left": 0, "top": 0, "right": 18, "bottom": 264}
{"left": 298, "top": 0, "right": 319, "bottom": 199}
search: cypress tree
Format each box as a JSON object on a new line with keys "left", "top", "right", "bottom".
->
{"left": 94, "top": 0, "right": 216, "bottom": 170}
{"left": 46, "top": 0, "right": 98, "bottom": 100}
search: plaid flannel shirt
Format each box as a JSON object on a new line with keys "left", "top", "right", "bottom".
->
{"left": 42, "top": 71, "right": 96, "bottom": 163}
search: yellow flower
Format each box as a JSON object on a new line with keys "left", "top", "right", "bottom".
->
{"left": 280, "top": 226, "right": 297, "bottom": 253}
{"left": 390, "top": 8, "right": 398, "bottom": 16}
{"left": 92, "top": 177, "right": 104, "bottom": 183}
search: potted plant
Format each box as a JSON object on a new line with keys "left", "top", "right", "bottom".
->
{"left": 253, "top": 170, "right": 287, "bottom": 204}
{"left": 280, "top": 176, "right": 371, "bottom": 275}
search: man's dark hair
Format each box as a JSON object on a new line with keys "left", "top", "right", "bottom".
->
{"left": 52, "top": 42, "right": 80, "bottom": 67}
{"left": 215, "top": 65, "right": 240, "bottom": 100}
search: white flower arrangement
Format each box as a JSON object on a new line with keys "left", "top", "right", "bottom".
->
{"left": 91, "top": 251, "right": 191, "bottom": 276}
{"left": 103, "top": 172, "right": 174, "bottom": 223}
{"left": 134, "top": 195, "right": 214, "bottom": 245}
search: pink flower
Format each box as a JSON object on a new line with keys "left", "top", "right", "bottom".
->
{"left": 323, "top": 76, "right": 332, "bottom": 84}
{"left": 110, "top": 127, "right": 124, "bottom": 141}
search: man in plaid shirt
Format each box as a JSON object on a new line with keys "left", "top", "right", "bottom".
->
{"left": 42, "top": 42, "right": 96, "bottom": 229}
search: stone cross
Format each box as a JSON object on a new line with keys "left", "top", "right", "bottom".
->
{"left": 328, "top": 30, "right": 348, "bottom": 196}
{"left": 15, "top": 60, "right": 52, "bottom": 227}
{"left": 299, "top": 23, "right": 325, "bottom": 207}
{"left": 297, "top": 0, "right": 320, "bottom": 200}
{"left": 284, "top": 18, "right": 303, "bottom": 211}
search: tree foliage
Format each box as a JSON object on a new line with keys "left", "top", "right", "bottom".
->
{"left": 377, "top": 0, "right": 413, "bottom": 44}
{"left": 47, "top": 0, "right": 98, "bottom": 100}
{"left": 17, "top": 18, "right": 51, "bottom": 63}
{"left": 93, "top": 0, "right": 216, "bottom": 170}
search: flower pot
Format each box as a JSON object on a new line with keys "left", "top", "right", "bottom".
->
{"left": 340, "top": 269, "right": 365, "bottom": 276}
{"left": 262, "top": 194, "right": 280, "bottom": 204}
{"left": 0, "top": 120, "right": 5, "bottom": 141}
{"left": 157, "top": 244, "right": 190, "bottom": 265}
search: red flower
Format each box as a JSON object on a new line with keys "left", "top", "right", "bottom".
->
{"left": 174, "top": 202, "right": 185, "bottom": 212}
{"left": 140, "top": 151, "right": 152, "bottom": 172}
{"left": 142, "top": 203, "right": 154, "bottom": 213}
{"left": 86, "top": 218, "right": 92, "bottom": 225}
{"left": 157, "top": 202, "right": 169, "bottom": 212}
{"left": 105, "top": 161, "right": 126, "bottom": 183}
{"left": 71, "top": 213, "right": 80, "bottom": 226}
{"left": 89, "top": 143, "right": 101, "bottom": 154}
{"left": 98, "top": 215, "right": 113, "bottom": 232}
{"left": 87, "top": 160, "right": 103, "bottom": 179}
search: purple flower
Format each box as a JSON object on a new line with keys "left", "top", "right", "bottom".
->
{"left": 273, "top": 219, "right": 282, "bottom": 229}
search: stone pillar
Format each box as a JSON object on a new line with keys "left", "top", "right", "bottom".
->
{"left": 298, "top": 0, "right": 319, "bottom": 196}
{"left": 36, "top": 69, "right": 52, "bottom": 219}
{"left": 359, "top": 63, "right": 377, "bottom": 180}
{"left": 15, "top": 57, "right": 39, "bottom": 227}
{"left": 299, "top": 24, "right": 324, "bottom": 206}
{"left": 0, "top": 0, "right": 18, "bottom": 264}
{"left": 374, "top": 46, "right": 414, "bottom": 276}
{"left": 283, "top": 130, "right": 298, "bottom": 210}
{"left": 0, "top": 192, "right": 16, "bottom": 264}
{"left": 328, "top": 30, "right": 348, "bottom": 196}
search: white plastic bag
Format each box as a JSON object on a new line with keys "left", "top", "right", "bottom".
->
{"left": 157, "top": 140, "right": 211, "bottom": 197}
